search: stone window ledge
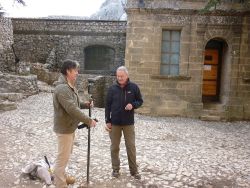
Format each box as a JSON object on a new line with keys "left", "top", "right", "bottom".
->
{"left": 243, "top": 77, "right": 250, "bottom": 83}
{"left": 151, "top": 75, "right": 191, "bottom": 80}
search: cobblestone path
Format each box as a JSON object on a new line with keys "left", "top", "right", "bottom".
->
{"left": 0, "top": 93, "right": 250, "bottom": 188}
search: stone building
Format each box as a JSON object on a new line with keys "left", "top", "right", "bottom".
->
{"left": 125, "top": 0, "right": 250, "bottom": 120}
{"left": 12, "top": 18, "right": 126, "bottom": 75}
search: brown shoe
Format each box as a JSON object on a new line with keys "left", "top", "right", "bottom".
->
{"left": 66, "top": 176, "right": 75, "bottom": 185}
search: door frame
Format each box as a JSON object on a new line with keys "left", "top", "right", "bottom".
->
{"left": 202, "top": 40, "right": 223, "bottom": 102}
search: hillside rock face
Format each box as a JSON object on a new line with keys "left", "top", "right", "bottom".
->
{"left": 90, "top": 0, "right": 127, "bottom": 20}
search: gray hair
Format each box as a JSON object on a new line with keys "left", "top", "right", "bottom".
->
{"left": 116, "top": 66, "right": 129, "bottom": 75}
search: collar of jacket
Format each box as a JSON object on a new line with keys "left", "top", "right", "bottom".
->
{"left": 56, "top": 74, "right": 78, "bottom": 93}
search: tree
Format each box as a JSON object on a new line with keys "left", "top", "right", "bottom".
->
{"left": 201, "top": 0, "right": 250, "bottom": 13}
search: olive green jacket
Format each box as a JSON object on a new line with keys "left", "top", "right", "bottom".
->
{"left": 53, "top": 75, "right": 92, "bottom": 134}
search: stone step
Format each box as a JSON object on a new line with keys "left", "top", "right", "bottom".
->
{"left": 202, "top": 102, "right": 227, "bottom": 121}
{"left": 0, "top": 93, "right": 23, "bottom": 102}
{"left": 0, "top": 100, "right": 17, "bottom": 112}
{"left": 203, "top": 103, "right": 225, "bottom": 111}
{"left": 200, "top": 115, "right": 221, "bottom": 121}
{"left": 202, "top": 109, "right": 225, "bottom": 116}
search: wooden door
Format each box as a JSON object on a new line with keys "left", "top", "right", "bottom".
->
{"left": 202, "top": 49, "right": 219, "bottom": 97}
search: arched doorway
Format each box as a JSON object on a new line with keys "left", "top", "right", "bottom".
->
{"left": 202, "top": 38, "right": 229, "bottom": 103}
{"left": 84, "top": 45, "right": 115, "bottom": 72}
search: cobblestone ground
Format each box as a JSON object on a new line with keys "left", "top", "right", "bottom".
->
{"left": 0, "top": 92, "right": 250, "bottom": 188}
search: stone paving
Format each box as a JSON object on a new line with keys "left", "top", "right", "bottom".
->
{"left": 0, "top": 92, "right": 250, "bottom": 188}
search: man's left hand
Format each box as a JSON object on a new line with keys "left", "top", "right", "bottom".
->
{"left": 125, "top": 103, "right": 133, "bottom": 111}
{"left": 85, "top": 100, "right": 94, "bottom": 108}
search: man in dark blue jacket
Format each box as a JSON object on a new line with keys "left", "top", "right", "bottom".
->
{"left": 105, "top": 66, "right": 143, "bottom": 180}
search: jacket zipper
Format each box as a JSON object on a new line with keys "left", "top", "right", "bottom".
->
{"left": 124, "top": 89, "right": 127, "bottom": 103}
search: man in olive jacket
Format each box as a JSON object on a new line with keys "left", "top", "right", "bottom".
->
{"left": 105, "top": 66, "right": 143, "bottom": 180}
{"left": 53, "top": 59, "right": 96, "bottom": 188}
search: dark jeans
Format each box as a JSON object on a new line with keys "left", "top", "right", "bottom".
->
{"left": 109, "top": 125, "right": 138, "bottom": 174}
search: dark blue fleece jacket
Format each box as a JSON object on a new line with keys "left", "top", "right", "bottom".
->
{"left": 105, "top": 80, "right": 143, "bottom": 125}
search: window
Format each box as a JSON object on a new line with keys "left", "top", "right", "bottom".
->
{"left": 161, "top": 30, "right": 180, "bottom": 75}
{"left": 84, "top": 45, "right": 115, "bottom": 70}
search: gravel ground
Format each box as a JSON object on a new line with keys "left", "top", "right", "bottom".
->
{"left": 0, "top": 92, "right": 250, "bottom": 188}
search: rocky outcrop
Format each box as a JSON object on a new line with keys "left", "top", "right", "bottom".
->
{"left": 90, "top": 0, "right": 126, "bottom": 20}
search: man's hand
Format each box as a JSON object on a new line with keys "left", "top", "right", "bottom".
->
{"left": 105, "top": 123, "right": 112, "bottom": 132}
{"left": 85, "top": 100, "right": 94, "bottom": 108}
{"left": 78, "top": 118, "right": 97, "bottom": 129}
{"left": 106, "top": 123, "right": 112, "bottom": 129}
{"left": 90, "top": 119, "right": 97, "bottom": 127}
{"left": 125, "top": 103, "right": 133, "bottom": 111}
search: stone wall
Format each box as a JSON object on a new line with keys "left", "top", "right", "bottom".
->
{"left": 239, "top": 16, "right": 250, "bottom": 120}
{"left": 0, "top": 17, "right": 15, "bottom": 72}
{"left": 12, "top": 18, "right": 126, "bottom": 75}
{"left": 126, "top": 10, "right": 199, "bottom": 117}
{"left": 75, "top": 74, "right": 115, "bottom": 108}
{"left": 125, "top": 0, "right": 250, "bottom": 120}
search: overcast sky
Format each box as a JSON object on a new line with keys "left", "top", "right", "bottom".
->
{"left": 0, "top": 0, "right": 105, "bottom": 17}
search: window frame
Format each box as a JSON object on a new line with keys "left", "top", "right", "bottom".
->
{"left": 84, "top": 45, "right": 115, "bottom": 71}
{"left": 160, "top": 29, "right": 181, "bottom": 76}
